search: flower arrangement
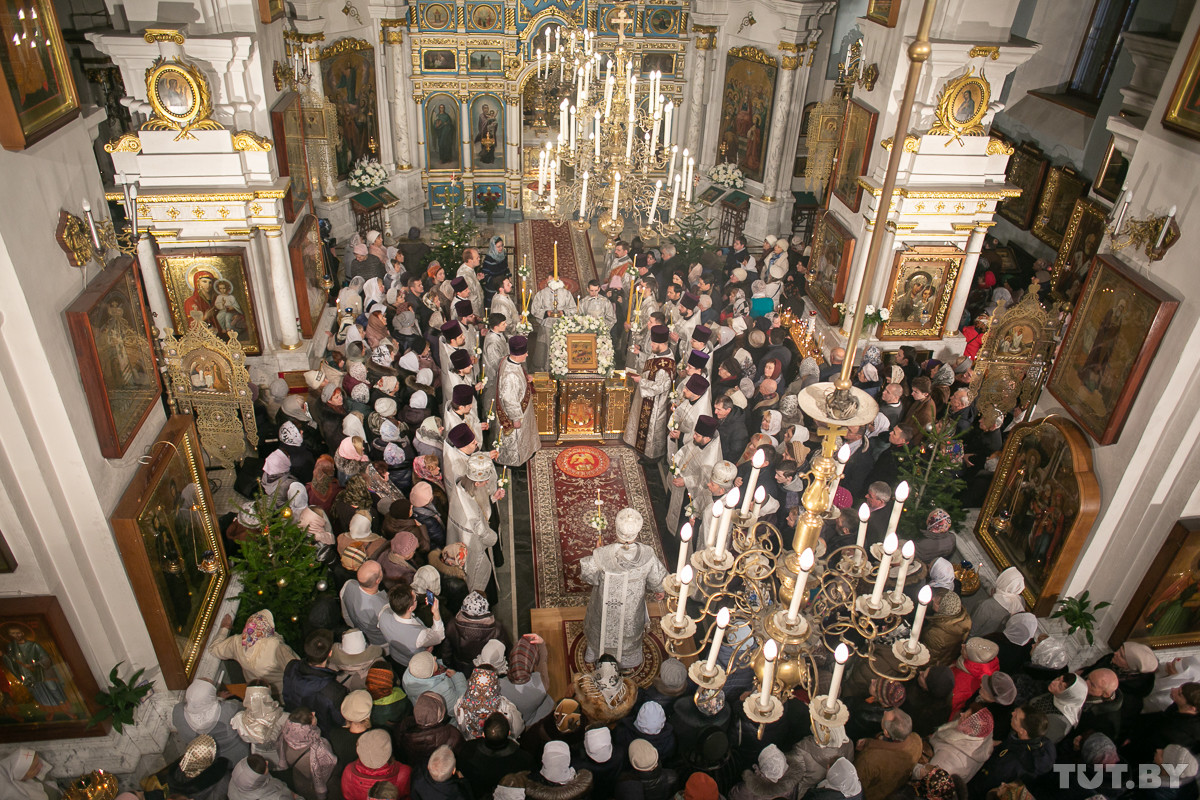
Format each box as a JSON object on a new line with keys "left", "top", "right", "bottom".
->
{"left": 476, "top": 188, "right": 503, "bottom": 224}
{"left": 548, "top": 314, "right": 615, "bottom": 380}
{"left": 833, "top": 302, "right": 890, "bottom": 332}
{"left": 707, "top": 162, "right": 745, "bottom": 189}
{"left": 348, "top": 156, "right": 388, "bottom": 190}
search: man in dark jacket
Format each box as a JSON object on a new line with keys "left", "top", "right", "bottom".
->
{"left": 411, "top": 744, "right": 473, "bottom": 800}
{"left": 1123, "top": 682, "right": 1200, "bottom": 767}
{"left": 714, "top": 396, "right": 749, "bottom": 463}
{"left": 969, "top": 706, "right": 1056, "bottom": 797}
{"left": 1079, "top": 668, "right": 1125, "bottom": 741}
{"left": 615, "top": 738, "right": 678, "bottom": 800}
{"left": 460, "top": 713, "right": 535, "bottom": 798}
{"left": 282, "top": 628, "right": 347, "bottom": 736}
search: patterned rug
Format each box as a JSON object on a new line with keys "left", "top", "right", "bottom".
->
{"left": 515, "top": 219, "right": 597, "bottom": 296}
{"left": 528, "top": 443, "right": 665, "bottom": 607}
{"left": 562, "top": 614, "right": 669, "bottom": 689}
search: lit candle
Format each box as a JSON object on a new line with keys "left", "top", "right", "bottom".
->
{"left": 751, "top": 485, "right": 766, "bottom": 517}
{"left": 825, "top": 643, "right": 850, "bottom": 710}
{"left": 909, "top": 586, "right": 933, "bottom": 647}
{"left": 1157, "top": 205, "right": 1176, "bottom": 248}
{"left": 870, "top": 533, "right": 899, "bottom": 606}
{"left": 674, "top": 565, "right": 693, "bottom": 626}
{"left": 555, "top": 27, "right": 560, "bottom": 54}
{"left": 605, "top": 57, "right": 613, "bottom": 86}
{"left": 612, "top": 171, "right": 621, "bottom": 214}
{"left": 741, "top": 449, "right": 767, "bottom": 514}
{"left": 759, "top": 639, "right": 778, "bottom": 707}
{"left": 713, "top": 487, "right": 740, "bottom": 556}
{"left": 886, "top": 481, "right": 909, "bottom": 538}
{"left": 579, "top": 171, "right": 589, "bottom": 220}
{"left": 559, "top": 99, "right": 569, "bottom": 141}
{"left": 706, "top": 500, "right": 723, "bottom": 548}
{"left": 604, "top": 74, "right": 615, "bottom": 119}
{"left": 686, "top": 157, "right": 695, "bottom": 202}
{"left": 676, "top": 522, "right": 692, "bottom": 576}
{"left": 856, "top": 503, "right": 870, "bottom": 550}
{"left": 664, "top": 100, "right": 673, "bottom": 146}
{"left": 670, "top": 174, "right": 681, "bottom": 222}
{"left": 786, "top": 548, "right": 816, "bottom": 623}
{"left": 536, "top": 48, "right": 542, "bottom": 79}
{"left": 890, "top": 541, "right": 916, "bottom": 603}
{"left": 668, "top": 145, "right": 678, "bottom": 183}
{"left": 549, "top": 162, "right": 556, "bottom": 207}
{"left": 705, "top": 607, "right": 731, "bottom": 673}
{"left": 649, "top": 179, "right": 662, "bottom": 221}
{"left": 569, "top": 106, "right": 577, "bottom": 152}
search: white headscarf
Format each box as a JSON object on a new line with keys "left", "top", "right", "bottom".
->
{"left": 991, "top": 566, "right": 1026, "bottom": 614}
{"left": 364, "top": 277, "right": 387, "bottom": 309}
{"left": 1052, "top": 675, "right": 1088, "bottom": 726}
{"left": 818, "top": 757, "right": 862, "bottom": 797}
{"left": 541, "top": 741, "right": 576, "bottom": 784}
{"left": 1146, "top": 656, "right": 1200, "bottom": 713}
{"left": 183, "top": 680, "right": 222, "bottom": 734}
{"left": 474, "top": 639, "right": 508, "bottom": 674}
{"left": 230, "top": 685, "right": 285, "bottom": 745}
{"left": 929, "top": 558, "right": 956, "bottom": 590}
{"left": 0, "top": 749, "right": 51, "bottom": 800}
{"left": 342, "top": 413, "right": 367, "bottom": 443}
{"left": 1004, "top": 612, "right": 1038, "bottom": 645}
{"left": 762, "top": 410, "right": 782, "bottom": 437}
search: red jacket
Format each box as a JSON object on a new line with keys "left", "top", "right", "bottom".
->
{"left": 341, "top": 759, "right": 412, "bottom": 800}
{"left": 951, "top": 657, "right": 998, "bottom": 717}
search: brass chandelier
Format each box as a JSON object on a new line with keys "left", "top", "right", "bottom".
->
{"left": 530, "top": 5, "right": 697, "bottom": 244}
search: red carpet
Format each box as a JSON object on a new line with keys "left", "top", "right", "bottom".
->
{"left": 528, "top": 444, "right": 664, "bottom": 607}
{"left": 515, "top": 219, "right": 597, "bottom": 296}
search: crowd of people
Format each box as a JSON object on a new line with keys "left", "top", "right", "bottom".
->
{"left": 8, "top": 227, "right": 1194, "bottom": 800}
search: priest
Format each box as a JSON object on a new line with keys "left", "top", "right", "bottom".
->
{"left": 480, "top": 313, "right": 508, "bottom": 423}
{"left": 622, "top": 324, "right": 675, "bottom": 460}
{"left": 530, "top": 277, "right": 577, "bottom": 372}
{"left": 668, "top": 373, "right": 712, "bottom": 463}
{"left": 578, "top": 279, "right": 617, "bottom": 329}
{"left": 496, "top": 334, "right": 540, "bottom": 467}
{"left": 447, "top": 452, "right": 503, "bottom": 595}
{"left": 666, "top": 414, "right": 723, "bottom": 535}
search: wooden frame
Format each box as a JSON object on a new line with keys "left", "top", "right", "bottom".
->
{"left": 110, "top": 415, "right": 228, "bottom": 690}
{"left": 289, "top": 214, "right": 330, "bottom": 338}
{"left": 565, "top": 333, "right": 599, "bottom": 372}
{"left": 269, "top": 91, "right": 311, "bottom": 224}
{"left": 156, "top": 249, "right": 262, "bottom": 355}
{"left": 1032, "top": 166, "right": 1089, "bottom": 249}
{"left": 877, "top": 245, "right": 965, "bottom": 340}
{"left": 806, "top": 211, "right": 855, "bottom": 324}
{"left": 831, "top": 98, "right": 878, "bottom": 213}
{"left": 1048, "top": 253, "right": 1178, "bottom": 445}
{"left": 65, "top": 255, "right": 163, "bottom": 458}
{"left": 257, "top": 0, "right": 284, "bottom": 24}
{"left": 0, "top": 596, "right": 106, "bottom": 742}
{"left": 866, "top": 0, "right": 901, "bottom": 27}
{"left": 1111, "top": 520, "right": 1200, "bottom": 650}
{"left": 1163, "top": 22, "right": 1200, "bottom": 138}
{"left": 998, "top": 145, "right": 1049, "bottom": 229}
{"left": 0, "top": 0, "right": 80, "bottom": 150}
{"left": 1094, "top": 136, "right": 1129, "bottom": 203}
{"left": 974, "top": 415, "right": 1100, "bottom": 614}
{"left": 1051, "top": 197, "right": 1109, "bottom": 300}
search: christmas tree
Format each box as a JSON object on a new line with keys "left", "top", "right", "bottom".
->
{"left": 430, "top": 180, "right": 478, "bottom": 270}
{"left": 895, "top": 419, "right": 967, "bottom": 539}
{"left": 230, "top": 488, "right": 326, "bottom": 649}
{"left": 668, "top": 207, "right": 713, "bottom": 266}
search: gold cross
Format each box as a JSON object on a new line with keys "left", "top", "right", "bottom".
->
{"left": 611, "top": 2, "right": 634, "bottom": 45}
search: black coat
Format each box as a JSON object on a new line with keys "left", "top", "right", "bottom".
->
{"left": 282, "top": 661, "right": 347, "bottom": 736}
{"left": 615, "top": 766, "right": 679, "bottom": 800}
{"left": 968, "top": 734, "right": 1056, "bottom": 797}
{"left": 717, "top": 407, "right": 750, "bottom": 463}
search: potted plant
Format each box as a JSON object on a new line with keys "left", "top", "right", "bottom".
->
{"left": 89, "top": 662, "right": 153, "bottom": 733}
{"left": 476, "top": 188, "right": 502, "bottom": 225}
{"left": 1049, "top": 591, "right": 1111, "bottom": 646}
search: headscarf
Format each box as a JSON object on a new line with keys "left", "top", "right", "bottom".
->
{"left": 310, "top": 455, "right": 336, "bottom": 494}
{"left": 799, "top": 357, "right": 820, "bottom": 384}
{"left": 935, "top": 591, "right": 962, "bottom": 617}
{"left": 818, "top": 757, "right": 861, "bottom": 797}
{"left": 230, "top": 685, "right": 284, "bottom": 745}
{"left": 456, "top": 667, "right": 502, "bottom": 739}
{"left": 460, "top": 591, "right": 490, "bottom": 619}
{"left": 183, "top": 680, "right": 222, "bottom": 734}
{"left": 1003, "top": 612, "right": 1038, "bottom": 645}
{"left": 280, "top": 718, "right": 337, "bottom": 788}
{"left": 1147, "top": 656, "right": 1200, "bottom": 713}
{"left": 487, "top": 236, "right": 506, "bottom": 263}
{"left": 230, "top": 758, "right": 272, "bottom": 795}
{"left": 1082, "top": 732, "right": 1120, "bottom": 765}
{"left": 634, "top": 701, "right": 666, "bottom": 735}
{"left": 366, "top": 311, "right": 390, "bottom": 349}
{"left": 918, "top": 768, "right": 956, "bottom": 800}
{"left": 584, "top": 727, "right": 613, "bottom": 762}
{"left": 412, "top": 564, "right": 441, "bottom": 596}
{"left": 178, "top": 735, "right": 217, "bottom": 778}
{"left": 956, "top": 707, "right": 994, "bottom": 738}
{"left": 1052, "top": 674, "right": 1088, "bottom": 726}
{"left": 928, "top": 558, "right": 955, "bottom": 590}
{"left": 337, "top": 436, "right": 369, "bottom": 463}
{"left": 287, "top": 483, "right": 308, "bottom": 516}
{"left": 926, "top": 509, "right": 952, "bottom": 535}
{"left": 413, "top": 454, "right": 442, "bottom": 486}
{"left": 1120, "top": 641, "right": 1159, "bottom": 674}
{"left": 281, "top": 394, "right": 312, "bottom": 425}
{"left": 991, "top": 566, "right": 1026, "bottom": 614}
{"left": 540, "top": 741, "right": 576, "bottom": 785}
{"left": 241, "top": 610, "right": 276, "bottom": 649}
{"left": 474, "top": 639, "right": 508, "bottom": 673}
{"left": 342, "top": 412, "right": 368, "bottom": 443}
{"left": 757, "top": 744, "right": 788, "bottom": 782}
{"left": 933, "top": 362, "right": 955, "bottom": 386}
{"left": 862, "top": 345, "right": 883, "bottom": 368}
{"left": 0, "top": 750, "right": 49, "bottom": 800}
{"left": 508, "top": 634, "right": 540, "bottom": 685}
{"left": 762, "top": 410, "right": 782, "bottom": 437}
{"left": 859, "top": 363, "right": 878, "bottom": 382}
{"left": 683, "top": 773, "right": 719, "bottom": 800}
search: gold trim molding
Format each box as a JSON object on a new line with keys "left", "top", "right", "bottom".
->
{"left": 143, "top": 28, "right": 185, "bottom": 44}
{"left": 692, "top": 24, "right": 717, "bottom": 34}
{"left": 104, "top": 132, "right": 142, "bottom": 153}
{"left": 729, "top": 45, "right": 776, "bottom": 66}
{"left": 231, "top": 131, "right": 273, "bottom": 152}
{"left": 881, "top": 135, "right": 920, "bottom": 152}
{"left": 969, "top": 46, "right": 1000, "bottom": 60}
{"left": 315, "top": 37, "right": 373, "bottom": 61}
{"left": 284, "top": 30, "right": 325, "bottom": 43}
{"left": 986, "top": 137, "right": 1014, "bottom": 155}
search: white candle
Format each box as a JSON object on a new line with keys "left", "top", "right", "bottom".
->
{"left": 555, "top": 27, "right": 560, "bottom": 53}
{"left": 612, "top": 171, "right": 621, "bottom": 214}
{"left": 705, "top": 607, "right": 731, "bottom": 673}
{"left": 605, "top": 57, "right": 613, "bottom": 86}
{"left": 751, "top": 485, "right": 766, "bottom": 517}
{"left": 829, "top": 442, "right": 851, "bottom": 498}
{"left": 664, "top": 101, "right": 673, "bottom": 146}
{"left": 536, "top": 48, "right": 542, "bottom": 79}
{"left": 909, "top": 586, "right": 933, "bottom": 646}
{"left": 548, "top": 162, "right": 557, "bottom": 207}
{"left": 1157, "top": 205, "right": 1176, "bottom": 248}
{"left": 890, "top": 541, "right": 916, "bottom": 602}
{"left": 579, "top": 171, "right": 589, "bottom": 220}
{"left": 604, "top": 75, "right": 615, "bottom": 119}
{"left": 741, "top": 449, "right": 767, "bottom": 514}
{"left": 707, "top": 500, "right": 723, "bottom": 548}
{"left": 569, "top": 106, "right": 577, "bottom": 152}
{"left": 544, "top": 29, "right": 550, "bottom": 57}
{"left": 759, "top": 639, "right": 778, "bottom": 707}
{"left": 625, "top": 117, "right": 634, "bottom": 162}
{"left": 668, "top": 145, "right": 678, "bottom": 183}
{"left": 676, "top": 522, "right": 692, "bottom": 576}
{"left": 886, "top": 481, "right": 909, "bottom": 538}
{"left": 856, "top": 503, "right": 870, "bottom": 550}
{"left": 786, "top": 548, "right": 816, "bottom": 623}
{"left": 629, "top": 74, "right": 637, "bottom": 113}
{"left": 670, "top": 174, "right": 681, "bottom": 221}
{"left": 825, "top": 643, "right": 850, "bottom": 710}
{"left": 686, "top": 157, "right": 695, "bottom": 202}
{"left": 870, "top": 533, "right": 898, "bottom": 606}
{"left": 1113, "top": 189, "right": 1132, "bottom": 232}
{"left": 594, "top": 111, "right": 601, "bottom": 158}
{"left": 674, "top": 565, "right": 693, "bottom": 626}
{"left": 537, "top": 151, "right": 547, "bottom": 194}
{"left": 559, "top": 99, "right": 569, "bottom": 141}
{"left": 649, "top": 179, "right": 662, "bottom": 221}
{"left": 714, "top": 487, "right": 740, "bottom": 556}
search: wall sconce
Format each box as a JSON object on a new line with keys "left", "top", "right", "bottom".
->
{"left": 55, "top": 190, "right": 138, "bottom": 268}
{"left": 275, "top": 29, "right": 319, "bottom": 90}
{"left": 737, "top": 12, "right": 756, "bottom": 35}
{"left": 1107, "top": 190, "right": 1180, "bottom": 262}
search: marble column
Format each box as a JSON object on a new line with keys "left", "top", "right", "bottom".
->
{"left": 774, "top": 45, "right": 810, "bottom": 202}
{"left": 136, "top": 233, "right": 171, "bottom": 333}
{"left": 387, "top": 28, "right": 413, "bottom": 170}
{"left": 263, "top": 227, "right": 302, "bottom": 349}
{"left": 843, "top": 220, "right": 896, "bottom": 319}
{"left": 684, "top": 30, "right": 713, "bottom": 160}
{"left": 945, "top": 225, "right": 987, "bottom": 334}
{"left": 760, "top": 52, "right": 796, "bottom": 203}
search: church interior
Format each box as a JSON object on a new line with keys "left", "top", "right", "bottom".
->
{"left": 4, "top": 0, "right": 1200, "bottom": 797}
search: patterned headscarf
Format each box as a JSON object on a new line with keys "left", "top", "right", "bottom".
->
{"left": 178, "top": 735, "right": 217, "bottom": 778}
{"left": 918, "top": 768, "right": 956, "bottom": 800}
{"left": 310, "top": 455, "right": 337, "bottom": 494}
{"left": 875, "top": 680, "right": 906, "bottom": 708}
{"left": 241, "top": 610, "right": 275, "bottom": 648}
{"left": 457, "top": 667, "right": 501, "bottom": 739}
{"left": 509, "top": 634, "right": 540, "bottom": 685}
{"left": 280, "top": 718, "right": 337, "bottom": 789}
{"left": 460, "top": 591, "right": 490, "bottom": 618}
{"left": 441, "top": 543, "right": 467, "bottom": 568}
{"left": 935, "top": 590, "right": 963, "bottom": 617}
{"left": 413, "top": 454, "right": 443, "bottom": 487}
{"left": 956, "top": 707, "right": 994, "bottom": 738}
{"left": 862, "top": 346, "right": 883, "bottom": 368}
{"left": 926, "top": 508, "right": 952, "bottom": 535}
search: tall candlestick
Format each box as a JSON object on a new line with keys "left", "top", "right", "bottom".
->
{"left": 676, "top": 522, "right": 692, "bottom": 576}
{"left": 669, "top": 174, "right": 681, "bottom": 222}
{"left": 686, "top": 157, "right": 695, "bottom": 202}
{"left": 713, "top": 487, "right": 740, "bottom": 556}
{"left": 649, "top": 179, "right": 662, "bottom": 221}
{"left": 909, "top": 586, "right": 933, "bottom": 646}
{"left": 594, "top": 111, "right": 601, "bottom": 159}
{"left": 1157, "top": 205, "right": 1176, "bottom": 248}
{"left": 668, "top": 145, "right": 678, "bottom": 183}
{"left": 705, "top": 607, "right": 730, "bottom": 673}
{"left": 890, "top": 541, "right": 916, "bottom": 603}
{"left": 886, "top": 481, "right": 909, "bottom": 538}
{"left": 741, "top": 449, "right": 767, "bottom": 514}
{"left": 706, "top": 501, "right": 723, "bottom": 548}
{"left": 870, "top": 533, "right": 899, "bottom": 606}
{"left": 786, "top": 548, "right": 816, "bottom": 623}
{"left": 612, "top": 171, "right": 621, "bottom": 215}
{"left": 579, "top": 171, "right": 589, "bottom": 220}
{"left": 81, "top": 200, "right": 101, "bottom": 251}
{"left": 664, "top": 101, "right": 673, "bottom": 146}
{"left": 553, "top": 241, "right": 558, "bottom": 280}
{"left": 604, "top": 74, "right": 615, "bottom": 119}
{"left": 569, "top": 106, "right": 577, "bottom": 152}
{"left": 674, "top": 565, "right": 693, "bottom": 626}
{"left": 856, "top": 503, "right": 870, "bottom": 550}
{"left": 759, "top": 639, "right": 778, "bottom": 707}
{"left": 825, "top": 643, "right": 850, "bottom": 710}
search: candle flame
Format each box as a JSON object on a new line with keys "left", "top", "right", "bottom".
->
{"left": 858, "top": 503, "right": 871, "bottom": 522}
{"left": 724, "top": 486, "right": 741, "bottom": 508}
{"left": 680, "top": 522, "right": 693, "bottom": 542}
{"left": 901, "top": 540, "right": 915, "bottom": 559}
{"left": 763, "top": 639, "right": 778, "bottom": 661}
{"left": 799, "top": 548, "right": 815, "bottom": 571}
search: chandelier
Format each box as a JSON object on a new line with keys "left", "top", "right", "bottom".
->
{"left": 530, "top": 5, "right": 697, "bottom": 243}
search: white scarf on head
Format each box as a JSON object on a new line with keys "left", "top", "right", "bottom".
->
{"left": 0, "top": 749, "right": 51, "bottom": 800}
{"left": 183, "top": 680, "right": 222, "bottom": 734}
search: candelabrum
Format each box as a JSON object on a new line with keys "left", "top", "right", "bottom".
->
{"left": 529, "top": 6, "right": 698, "bottom": 244}
{"left": 1106, "top": 190, "right": 1181, "bottom": 262}
{"left": 274, "top": 30, "right": 319, "bottom": 91}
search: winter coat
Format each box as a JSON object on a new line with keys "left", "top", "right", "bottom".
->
{"left": 341, "top": 759, "right": 411, "bottom": 800}
{"left": 923, "top": 607, "right": 972, "bottom": 667}
{"left": 951, "top": 656, "right": 999, "bottom": 716}
{"left": 729, "top": 748, "right": 811, "bottom": 800}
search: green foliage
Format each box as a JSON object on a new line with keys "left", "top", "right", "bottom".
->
{"left": 89, "top": 662, "right": 152, "bottom": 733}
{"left": 896, "top": 420, "right": 967, "bottom": 539}
{"left": 668, "top": 207, "right": 713, "bottom": 267}
{"left": 431, "top": 183, "right": 478, "bottom": 270}
{"left": 230, "top": 488, "right": 325, "bottom": 649}
{"left": 1050, "top": 590, "right": 1111, "bottom": 645}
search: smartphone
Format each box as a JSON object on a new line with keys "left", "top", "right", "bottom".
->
{"left": 425, "top": 590, "right": 435, "bottom": 606}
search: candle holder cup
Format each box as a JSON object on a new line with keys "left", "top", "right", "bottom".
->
{"left": 892, "top": 639, "right": 930, "bottom": 667}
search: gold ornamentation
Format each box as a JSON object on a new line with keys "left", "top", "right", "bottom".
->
{"left": 880, "top": 134, "right": 920, "bottom": 152}
{"left": 929, "top": 67, "right": 991, "bottom": 144}
{"left": 728, "top": 45, "right": 776, "bottom": 67}
{"left": 104, "top": 132, "right": 142, "bottom": 153}
{"left": 53, "top": 209, "right": 134, "bottom": 265}
{"left": 968, "top": 46, "right": 1000, "bottom": 60}
{"left": 779, "top": 41, "right": 800, "bottom": 53}
{"left": 167, "top": 207, "right": 180, "bottom": 219}
{"left": 62, "top": 770, "right": 118, "bottom": 800}
{"left": 193, "top": 207, "right": 205, "bottom": 218}
{"left": 255, "top": 224, "right": 284, "bottom": 232}
{"left": 315, "top": 37, "right": 373, "bottom": 61}
{"left": 143, "top": 57, "right": 225, "bottom": 140}
{"left": 254, "top": 189, "right": 288, "bottom": 200}
{"left": 692, "top": 24, "right": 718, "bottom": 34}
{"left": 381, "top": 18, "right": 404, "bottom": 43}
{"left": 218, "top": 207, "right": 230, "bottom": 218}
{"left": 861, "top": 63, "right": 879, "bottom": 91}
{"left": 250, "top": 203, "right": 263, "bottom": 216}
{"left": 782, "top": 56, "right": 800, "bottom": 70}
{"left": 986, "top": 136, "right": 1014, "bottom": 155}
{"left": 231, "top": 130, "right": 274, "bottom": 151}
{"left": 224, "top": 227, "right": 253, "bottom": 237}
{"left": 505, "top": 7, "right": 515, "bottom": 29}
{"left": 284, "top": 29, "right": 325, "bottom": 43}
{"left": 143, "top": 28, "right": 185, "bottom": 44}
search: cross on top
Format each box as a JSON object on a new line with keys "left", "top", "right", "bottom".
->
{"left": 611, "top": 3, "right": 634, "bottom": 45}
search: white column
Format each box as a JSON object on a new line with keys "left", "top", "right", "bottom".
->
{"left": 774, "top": 55, "right": 811, "bottom": 201}
{"left": 760, "top": 62, "right": 795, "bottom": 202}
{"left": 945, "top": 225, "right": 987, "bottom": 334}
{"left": 461, "top": 99, "right": 473, "bottom": 175}
{"left": 263, "top": 228, "right": 302, "bottom": 348}
{"left": 684, "top": 38, "right": 709, "bottom": 160}
{"left": 843, "top": 220, "right": 896, "bottom": 323}
{"left": 389, "top": 33, "right": 412, "bottom": 169}
{"left": 136, "top": 234, "right": 171, "bottom": 333}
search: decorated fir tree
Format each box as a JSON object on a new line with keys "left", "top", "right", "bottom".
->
{"left": 430, "top": 181, "right": 478, "bottom": 270}
{"left": 668, "top": 207, "right": 713, "bottom": 266}
{"left": 230, "top": 489, "right": 325, "bottom": 649}
{"left": 895, "top": 419, "right": 967, "bottom": 539}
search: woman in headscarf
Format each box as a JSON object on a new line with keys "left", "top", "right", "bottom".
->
{"left": 154, "top": 735, "right": 230, "bottom": 800}
{"left": 756, "top": 356, "right": 784, "bottom": 388}
{"left": 208, "top": 611, "right": 298, "bottom": 696}
{"left": 334, "top": 433, "right": 370, "bottom": 485}
{"left": 614, "top": 700, "right": 676, "bottom": 764}
{"left": 798, "top": 356, "right": 821, "bottom": 390}
{"left": 305, "top": 455, "right": 341, "bottom": 514}
{"left": 365, "top": 307, "right": 391, "bottom": 350}
{"left": 503, "top": 633, "right": 554, "bottom": 728}
{"left": 278, "top": 708, "right": 337, "bottom": 800}
{"left": 379, "top": 528, "right": 420, "bottom": 589}
{"left": 430, "top": 542, "right": 471, "bottom": 617}
{"left": 446, "top": 591, "right": 511, "bottom": 672}
{"left": 411, "top": 479, "right": 448, "bottom": 549}
{"left": 172, "top": 678, "right": 250, "bottom": 764}
{"left": 987, "top": 611, "right": 1037, "bottom": 675}
{"left": 230, "top": 684, "right": 286, "bottom": 764}
{"left": 396, "top": 690, "right": 466, "bottom": 765}
{"left": 523, "top": 740, "right": 593, "bottom": 800}
{"left": 414, "top": 417, "right": 445, "bottom": 459}
{"left": 923, "top": 707, "right": 995, "bottom": 781}
{"left": 730, "top": 743, "right": 808, "bottom": 800}
{"left": 455, "top": 665, "right": 525, "bottom": 740}
{"left": 228, "top": 754, "right": 294, "bottom": 800}
{"left": 807, "top": 756, "right": 862, "bottom": 800}
{"left": 330, "top": 473, "right": 372, "bottom": 535}
{"left": 1145, "top": 655, "right": 1200, "bottom": 713}
{"left": 854, "top": 362, "right": 881, "bottom": 398}
{"left": 363, "top": 275, "right": 387, "bottom": 309}
{"left": 0, "top": 749, "right": 54, "bottom": 800}
{"left": 338, "top": 273, "right": 366, "bottom": 316}
{"left": 260, "top": 450, "right": 293, "bottom": 502}
{"left": 1032, "top": 672, "right": 1088, "bottom": 743}
{"left": 759, "top": 409, "right": 782, "bottom": 447}
{"left": 928, "top": 557, "right": 957, "bottom": 591}
{"left": 923, "top": 588, "right": 972, "bottom": 667}
{"left": 481, "top": 236, "right": 510, "bottom": 297}
{"left": 337, "top": 510, "right": 386, "bottom": 570}
{"left": 971, "top": 566, "right": 1027, "bottom": 637}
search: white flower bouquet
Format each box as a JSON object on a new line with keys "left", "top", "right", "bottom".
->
{"left": 348, "top": 157, "right": 388, "bottom": 190}
{"left": 707, "top": 162, "right": 746, "bottom": 189}
{"left": 548, "top": 314, "right": 615, "bottom": 380}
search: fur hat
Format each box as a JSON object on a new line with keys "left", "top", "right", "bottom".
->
{"left": 692, "top": 325, "right": 712, "bottom": 344}
{"left": 694, "top": 414, "right": 718, "bottom": 439}
{"left": 448, "top": 423, "right": 475, "bottom": 449}
{"left": 441, "top": 320, "right": 463, "bottom": 340}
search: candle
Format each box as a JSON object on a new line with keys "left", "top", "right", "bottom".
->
{"left": 1113, "top": 188, "right": 1132, "bottom": 232}
{"left": 705, "top": 607, "right": 731, "bottom": 673}
{"left": 555, "top": 27, "right": 560, "bottom": 53}
{"left": 674, "top": 565, "right": 693, "bottom": 626}
{"left": 668, "top": 145, "right": 678, "bottom": 183}
{"left": 829, "top": 442, "right": 851, "bottom": 498}
{"left": 612, "top": 171, "right": 621, "bottom": 214}
{"left": 549, "top": 162, "right": 556, "bottom": 207}
{"left": 569, "top": 106, "right": 577, "bottom": 152}
{"left": 629, "top": 74, "right": 637, "bottom": 112}
{"left": 741, "top": 449, "right": 767, "bottom": 514}
{"left": 536, "top": 48, "right": 542, "bottom": 78}
{"left": 886, "top": 481, "right": 909, "bottom": 538}
{"left": 909, "top": 586, "right": 933, "bottom": 647}
{"left": 713, "top": 487, "right": 740, "bottom": 556}
{"left": 890, "top": 541, "right": 916, "bottom": 603}
{"left": 594, "top": 111, "right": 601, "bottom": 158}
{"left": 664, "top": 101, "right": 673, "bottom": 145}
{"left": 759, "top": 639, "right": 778, "bottom": 707}
{"left": 605, "top": 57, "right": 612, "bottom": 86}
{"left": 856, "top": 503, "right": 870, "bottom": 550}
{"left": 870, "top": 533, "right": 899, "bottom": 606}
{"left": 579, "top": 171, "right": 589, "bottom": 220}
{"left": 537, "top": 151, "right": 547, "bottom": 194}
{"left": 670, "top": 174, "right": 681, "bottom": 222}
{"left": 559, "top": 99, "right": 569, "bottom": 141}
{"left": 544, "top": 28, "right": 550, "bottom": 58}
{"left": 604, "top": 74, "right": 615, "bottom": 119}
{"left": 643, "top": 133, "right": 650, "bottom": 173}
{"left": 706, "top": 501, "right": 723, "bottom": 548}
{"left": 81, "top": 199, "right": 101, "bottom": 250}
{"left": 751, "top": 485, "right": 766, "bottom": 517}
{"left": 786, "top": 548, "right": 816, "bottom": 623}
{"left": 825, "top": 643, "right": 850, "bottom": 710}
{"left": 686, "top": 157, "right": 695, "bottom": 202}
{"left": 649, "top": 179, "right": 662, "bottom": 221}
{"left": 676, "top": 522, "right": 692, "bottom": 576}
{"left": 1157, "top": 205, "right": 1176, "bottom": 248}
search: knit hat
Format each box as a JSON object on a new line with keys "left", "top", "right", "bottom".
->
{"left": 1164, "top": 745, "right": 1200, "bottom": 780}
{"left": 461, "top": 591, "right": 489, "bottom": 618}
{"left": 963, "top": 637, "right": 999, "bottom": 663}
{"left": 833, "top": 487, "right": 852, "bottom": 509}
{"left": 684, "top": 773, "right": 720, "bottom": 800}
{"left": 758, "top": 744, "right": 788, "bottom": 782}
{"left": 392, "top": 530, "right": 418, "bottom": 559}
{"left": 509, "top": 335, "right": 529, "bottom": 356}
{"left": 650, "top": 324, "right": 669, "bottom": 344}
{"left": 366, "top": 665, "right": 394, "bottom": 700}
{"left": 179, "top": 735, "right": 217, "bottom": 778}
{"left": 628, "top": 739, "right": 658, "bottom": 771}
{"left": 653, "top": 658, "right": 688, "bottom": 696}
{"left": 926, "top": 508, "right": 952, "bottom": 535}
{"left": 451, "top": 383, "right": 475, "bottom": 407}
{"left": 634, "top": 701, "right": 666, "bottom": 735}
{"left": 584, "top": 726, "right": 613, "bottom": 762}
{"left": 694, "top": 687, "right": 725, "bottom": 717}
{"left": 357, "top": 728, "right": 392, "bottom": 769}
{"left": 448, "top": 423, "right": 475, "bottom": 448}
{"left": 956, "top": 707, "right": 994, "bottom": 738}
{"left": 374, "top": 397, "right": 397, "bottom": 418}
{"left": 408, "top": 651, "right": 437, "bottom": 680}
{"left": 340, "top": 689, "right": 374, "bottom": 723}
{"left": 450, "top": 348, "right": 472, "bottom": 371}
{"left": 982, "top": 672, "right": 1017, "bottom": 705}
{"left": 684, "top": 373, "right": 710, "bottom": 396}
